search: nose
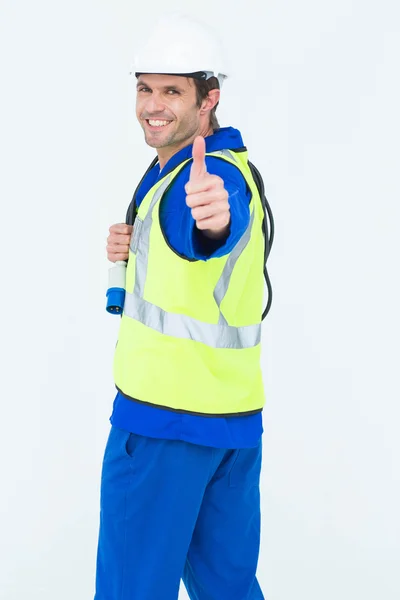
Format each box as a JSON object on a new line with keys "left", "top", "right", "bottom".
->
{"left": 145, "top": 92, "right": 166, "bottom": 116}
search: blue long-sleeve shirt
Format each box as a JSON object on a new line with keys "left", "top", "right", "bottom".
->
{"left": 110, "top": 127, "right": 263, "bottom": 448}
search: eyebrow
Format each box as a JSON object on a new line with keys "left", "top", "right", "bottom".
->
{"left": 136, "top": 79, "right": 185, "bottom": 93}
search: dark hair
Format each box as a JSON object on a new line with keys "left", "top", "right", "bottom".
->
{"left": 193, "top": 76, "right": 220, "bottom": 130}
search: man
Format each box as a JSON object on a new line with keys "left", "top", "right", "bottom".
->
{"left": 95, "top": 13, "right": 271, "bottom": 600}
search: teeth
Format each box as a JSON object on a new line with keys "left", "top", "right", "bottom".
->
{"left": 149, "top": 120, "right": 170, "bottom": 127}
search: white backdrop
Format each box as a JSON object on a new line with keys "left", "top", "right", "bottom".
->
{"left": 1, "top": 1, "right": 399, "bottom": 599}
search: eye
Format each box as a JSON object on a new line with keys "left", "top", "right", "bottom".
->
{"left": 138, "top": 87, "right": 151, "bottom": 93}
{"left": 167, "top": 89, "right": 179, "bottom": 95}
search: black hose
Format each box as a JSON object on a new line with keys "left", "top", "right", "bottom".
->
{"left": 248, "top": 160, "right": 274, "bottom": 320}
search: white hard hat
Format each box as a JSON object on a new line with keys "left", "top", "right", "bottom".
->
{"left": 132, "top": 13, "right": 229, "bottom": 87}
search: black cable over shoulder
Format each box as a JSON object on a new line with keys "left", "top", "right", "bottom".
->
{"left": 125, "top": 156, "right": 159, "bottom": 226}
{"left": 248, "top": 161, "right": 274, "bottom": 320}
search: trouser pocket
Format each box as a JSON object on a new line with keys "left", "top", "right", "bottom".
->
{"left": 103, "top": 426, "right": 139, "bottom": 464}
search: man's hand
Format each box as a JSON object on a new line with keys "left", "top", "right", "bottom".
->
{"left": 185, "top": 136, "right": 231, "bottom": 239}
{"left": 107, "top": 223, "right": 133, "bottom": 262}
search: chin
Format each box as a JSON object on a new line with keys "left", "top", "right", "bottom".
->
{"left": 144, "top": 133, "right": 172, "bottom": 149}
{"left": 144, "top": 138, "right": 164, "bottom": 149}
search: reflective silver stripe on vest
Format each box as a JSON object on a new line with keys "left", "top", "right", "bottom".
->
{"left": 213, "top": 148, "right": 236, "bottom": 161}
{"left": 209, "top": 148, "right": 248, "bottom": 325}
{"left": 123, "top": 291, "right": 261, "bottom": 349}
{"left": 214, "top": 208, "right": 255, "bottom": 326}
{"left": 130, "top": 175, "right": 172, "bottom": 297}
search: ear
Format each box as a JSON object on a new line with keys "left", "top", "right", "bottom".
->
{"left": 200, "top": 88, "right": 221, "bottom": 115}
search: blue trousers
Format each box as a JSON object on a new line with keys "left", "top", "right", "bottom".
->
{"left": 94, "top": 426, "right": 264, "bottom": 600}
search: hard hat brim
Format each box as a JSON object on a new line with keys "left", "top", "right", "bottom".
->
{"left": 135, "top": 71, "right": 209, "bottom": 80}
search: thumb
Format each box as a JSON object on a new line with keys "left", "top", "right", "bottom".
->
{"left": 190, "top": 136, "right": 207, "bottom": 181}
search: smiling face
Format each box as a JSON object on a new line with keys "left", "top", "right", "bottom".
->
{"left": 136, "top": 73, "right": 220, "bottom": 167}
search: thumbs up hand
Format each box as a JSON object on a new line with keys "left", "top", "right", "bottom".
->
{"left": 185, "top": 136, "right": 231, "bottom": 239}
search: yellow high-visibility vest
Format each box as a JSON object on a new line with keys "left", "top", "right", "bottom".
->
{"left": 113, "top": 149, "right": 266, "bottom": 416}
